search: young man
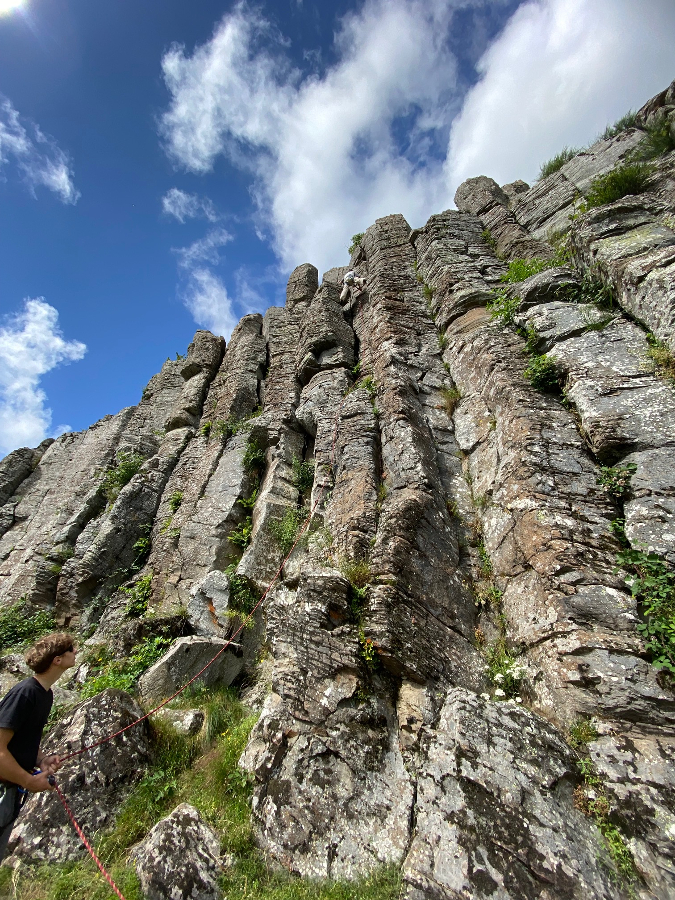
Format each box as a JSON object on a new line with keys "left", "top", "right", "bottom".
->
{"left": 0, "top": 632, "right": 77, "bottom": 860}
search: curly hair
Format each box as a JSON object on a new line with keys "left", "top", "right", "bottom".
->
{"left": 25, "top": 633, "right": 75, "bottom": 674}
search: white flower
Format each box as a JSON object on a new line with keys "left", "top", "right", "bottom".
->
{"left": 494, "top": 689, "right": 506, "bottom": 698}
{"left": 515, "top": 697, "right": 522, "bottom": 703}
{"left": 480, "top": 693, "right": 490, "bottom": 701}
{"left": 494, "top": 673, "right": 504, "bottom": 682}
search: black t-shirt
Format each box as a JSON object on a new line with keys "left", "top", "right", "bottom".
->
{"left": 0, "top": 677, "right": 53, "bottom": 775}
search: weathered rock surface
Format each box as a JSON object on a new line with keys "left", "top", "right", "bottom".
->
{"left": 2, "top": 76, "right": 675, "bottom": 900}
{"left": 7, "top": 690, "right": 150, "bottom": 863}
{"left": 131, "top": 803, "right": 222, "bottom": 900}
{"left": 138, "top": 636, "right": 243, "bottom": 703}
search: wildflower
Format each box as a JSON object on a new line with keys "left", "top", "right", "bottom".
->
{"left": 494, "top": 688, "right": 506, "bottom": 698}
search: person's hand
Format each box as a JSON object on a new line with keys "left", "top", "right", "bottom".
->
{"left": 40, "top": 754, "right": 61, "bottom": 774}
{"left": 25, "top": 771, "right": 55, "bottom": 793}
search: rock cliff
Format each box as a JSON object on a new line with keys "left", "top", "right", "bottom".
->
{"left": 1, "top": 81, "right": 675, "bottom": 900}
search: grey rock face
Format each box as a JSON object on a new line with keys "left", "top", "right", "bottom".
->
{"left": 138, "top": 636, "right": 243, "bottom": 703}
{"left": 403, "top": 689, "right": 620, "bottom": 900}
{"left": 154, "top": 708, "right": 205, "bottom": 735}
{"left": 131, "top": 803, "right": 222, "bottom": 900}
{"left": 2, "top": 76, "right": 675, "bottom": 900}
{"left": 7, "top": 690, "right": 150, "bottom": 863}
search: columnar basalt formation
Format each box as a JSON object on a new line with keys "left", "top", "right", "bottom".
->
{"left": 2, "top": 80, "right": 675, "bottom": 899}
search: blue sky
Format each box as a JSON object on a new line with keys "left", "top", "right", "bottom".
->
{"left": 1, "top": 0, "right": 674, "bottom": 457}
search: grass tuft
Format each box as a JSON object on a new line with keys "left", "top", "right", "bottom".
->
{"left": 524, "top": 354, "right": 559, "bottom": 392}
{"left": 585, "top": 162, "right": 651, "bottom": 208}
{"left": 98, "top": 450, "right": 145, "bottom": 506}
{"left": 269, "top": 507, "right": 306, "bottom": 555}
{"left": 538, "top": 146, "right": 579, "bottom": 181}
{"left": 602, "top": 110, "right": 637, "bottom": 140}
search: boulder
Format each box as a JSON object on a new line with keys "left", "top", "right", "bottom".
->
{"left": 131, "top": 803, "right": 222, "bottom": 900}
{"left": 7, "top": 689, "right": 150, "bottom": 863}
{"left": 155, "top": 708, "right": 205, "bottom": 736}
{"left": 138, "top": 636, "right": 243, "bottom": 703}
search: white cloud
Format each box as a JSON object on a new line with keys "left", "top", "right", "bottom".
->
{"left": 160, "top": 0, "right": 463, "bottom": 272}
{"left": 162, "top": 187, "right": 217, "bottom": 222}
{"left": 183, "top": 268, "right": 237, "bottom": 338}
{"left": 174, "top": 228, "right": 233, "bottom": 268}
{"left": 159, "top": 0, "right": 675, "bottom": 275}
{"left": 445, "top": 0, "right": 675, "bottom": 187}
{"left": 0, "top": 96, "right": 79, "bottom": 204}
{"left": 0, "top": 298, "right": 87, "bottom": 457}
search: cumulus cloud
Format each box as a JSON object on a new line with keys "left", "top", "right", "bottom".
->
{"left": 161, "top": 187, "right": 218, "bottom": 222}
{"left": 0, "top": 95, "right": 79, "bottom": 204}
{"left": 445, "top": 0, "right": 675, "bottom": 187}
{"left": 182, "top": 268, "right": 238, "bottom": 338}
{"left": 0, "top": 299, "right": 87, "bottom": 457}
{"left": 160, "top": 0, "right": 464, "bottom": 271}
{"left": 159, "top": 0, "right": 675, "bottom": 274}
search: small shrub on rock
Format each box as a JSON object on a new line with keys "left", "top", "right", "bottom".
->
{"left": 292, "top": 456, "right": 315, "bottom": 496}
{"left": 500, "top": 257, "right": 551, "bottom": 284}
{"left": 269, "top": 507, "right": 305, "bottom": 554}
{"left": 439, "top": 386, "right": 461, "bottom": 416}
{"left": 349, "top": 232, "right": 364, "bottom": 255}
{"left": 168, "top": 490, "right": 184, "bottom": 513}
{"left": 585, "top": 162, "right": 651, "bottom": 208}
{"left": 98, "top": 450, "right": 145, "bottom": 505}
{"left": 524, "top": 354, "right": 560, "bottom": 392}
{"left": 635, "top": 114, "right": 675, "bottom": 160}
{"left": 647, "top": 333, "right": 675, "bottom": 382}
{"left": 484, "top": 639, "right": 525, "bottom": 699}
{"left": 487, "top": 288, "right": 520, "bottom": 326}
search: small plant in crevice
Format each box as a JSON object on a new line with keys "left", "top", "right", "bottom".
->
{"left": 481, "top": 228, "right": 498, "bottom": 252}
{"left": 200, "top": 421, "right": 212, "bottom": 438}
{"left": 524, "top": 354, "right": 560, "bottom": 392}
{"left": 349, "top": 232, "right": 364, "bottom": 255}
{"left": 438, "top": 330, "right": 448, "bottom": 351}
{"left": 269, "top": 507, "right": 306, "bottom": 555}
{"left": 359, "top": 628, "right": 379, "bottom": 673}
{"left": 484, "top": 638, "right": 525, "bottom": 700}
{"left": 610, "top": 517, "right": 628, "bottom": 545}
{"left": 487, "top": 287, "right": 520, "bottom": 326}
{"left": 292, "top": 455, "right": 315, "bottom": 496}
{"left": 122, "top": 574, "right": 153, "bottom": 618}
{"left": 48, "top": 544, "right": 74, "bottom": 575}
{"left": 500, "top": 257, "right": 552, "bottom": 284}
{"left": 224, "top": 564, "right": 260, "bottom": 622}
{"left": 423, "top": 283, "right": 435, "bottom": 303}
{"left": 617, "top": 546, "right": 675, "bottom": 676}
{"left": 98, "top": 449, "right": 145, "bottom": 506}
{"left": 132, "top": 523, "right": 152, "bottom": 569}
{"left": 633, "top": 113, "right": 675, "bottom": 160}
{"left": 243, "top": 438, "right": 266, "bottom": 474}
{"left": 229, "top": 517, "right": 253, "bottom": 549}
{"left": 568, "top": 717, "right": 599, "bottom": 751}
{"left": 473, "top": 582, "right": 503, "bottom": 609}
{"left": 352, "top": 360, "right": 362, "bottom": 377}
{"left": 477, "top": 541, "right": 492, "bottom": 576}
{"left": 573, "top": 745, "right": 637, "bottom": 881}
{"left": 168, "top": 490, "right": 184, "bottom": 513}
{"left": 439, "top": 387, "right": 462, "bottom": 416}
{"left": 585, "top": 162, "right": 652, "bottom": 208}
{"left": 597, "top": 463, "right": 636, "bottom": 499}
{"left": 538, "top": 146, "right": 580, "bottom": 181}
{"left": 340, "top": 557, "right": 372, "bottom": 622}
{"left": 646, "top": 333, "right": 675, "bottom": 382}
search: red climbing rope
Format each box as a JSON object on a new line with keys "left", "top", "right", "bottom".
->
{"left": 52, "top": 779, "right": 127, "bottom": 900}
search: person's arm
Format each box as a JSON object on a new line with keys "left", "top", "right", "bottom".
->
{"left": 0, "top": 729, "right": 54, "bottom": 792}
